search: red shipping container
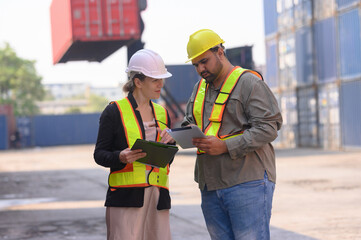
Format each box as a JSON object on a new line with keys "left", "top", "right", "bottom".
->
{"left": 0, "top": 104, "right": 16, "bottom": 141}
{"left": 50, "top": 0, "right": 143, "bottom": 64}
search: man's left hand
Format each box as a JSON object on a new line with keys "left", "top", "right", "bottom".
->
{"left": 192, "top": 136, "right": 228, "bottom": 155}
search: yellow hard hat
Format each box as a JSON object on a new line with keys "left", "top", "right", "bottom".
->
{"left": 186, "top": 29, "right": 225, "bottom": 63}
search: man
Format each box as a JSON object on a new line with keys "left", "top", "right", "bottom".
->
{"left": 181, "top": 29, "right": 283, "bottom": 240}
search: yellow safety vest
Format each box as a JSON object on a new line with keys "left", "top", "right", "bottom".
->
{"left": 108, "top": 97, "right": 170, "bottom": 189}
{"left": 193, "top": 66, "right": 263, "bottom": 154}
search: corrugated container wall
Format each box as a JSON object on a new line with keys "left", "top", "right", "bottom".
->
{"left": 338, "top": 9, "right": 361, "bottom": 79}
{"left": 0, "top": 116, "right": 8, "bottom": 150}
{"left": 33, "top": 113, "right": 100, "bottom": 147}
{"left": 295, "top": 26, "right": 314, "bottom": 85}
{"left": 337, "top": 0, "right": 360, "bottom": 9}
{"left": 314, "top": 18, "right": 338, "bottom": 83}
{"left": 314, "top": 0, "right": 336, "bottom": 21}
{"left": 278, "top": 90, "right": 298, "bottom": 148}
{"left": 265, "top": 38, "right": 279, "bottom": 88}
{"left": 340, "top": 80, "right": 361, "bottom": 147}
{"left": 264, "top": 0, "right": 278, "bottom": 36}
{"left": 279, "top": 33, "right": 297, "bottom": 89}
{"left": 16, "top": 117, "right": 33, "bottom": 148}
{"left": 297, "top": 86, "right": 319, "bottom": 147}
{"left": 163, "top": 65, "right": 200, "bottom": 104}
{"left": 294, "top": 0, "right": 312, "bottom": 28}
{"left": 227, "top": 46, "right": 254, "bottom": 70}
{"left": 318, "top": 83, "right": 340, "bottom": 149}
{"left": 277, "top": 0, "right": 294, "bottom": 33}
{"left": 50, "top": 0, "right": 142, "bottom": 64}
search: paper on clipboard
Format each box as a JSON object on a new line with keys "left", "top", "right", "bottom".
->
{"left": 166, "top": 125, "right": 206, "bottom": 149}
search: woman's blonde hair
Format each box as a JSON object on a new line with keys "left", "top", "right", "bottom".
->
{"left": 122, "top": 72, "right": 146, "bottom": 93}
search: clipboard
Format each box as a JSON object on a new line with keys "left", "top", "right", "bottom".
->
{"left": 166, "top": 125, "right": 206, "bottom": 149}
{"left": 131, "top": 139, "right": 178, "bottom": 168}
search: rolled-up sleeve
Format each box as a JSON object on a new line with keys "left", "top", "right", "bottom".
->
{"left": 226, "top": 76, "right": 282, "bottom": 160}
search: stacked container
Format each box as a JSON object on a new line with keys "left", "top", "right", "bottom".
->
{"left": 263, "top": 0, "right": 361, "bottom": 149}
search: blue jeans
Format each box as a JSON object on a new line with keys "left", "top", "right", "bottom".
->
{"left": 201, "top": 172, "right": 275, "bottom": 240}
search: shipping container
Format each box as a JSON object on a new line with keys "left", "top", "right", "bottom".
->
{"left": 33, "top": 113, "right": 100, "bottom": 147}
{"left": 0, "top": 115, "right": 8, "bottom": 150}
{"left": 295, "top": 26, "right": 314, "bottom": 85}
{"left": 318, "top": 83, "right": 340, "bottom": 149}
{"left": 337, "top": 0, "right": 360, "bottom": 10}
{"left": 271, "top": 93, "right": 283, "bottom": 148}
{"left": 265, "top": 38, "right": 279, "bottom": 88}
{"left": 279, "top": 33, "right": 297, "bottom": 89}
{"left": 294, "top": 0, "right": 312, "bottom": 28}
{"left": 314, "top": 17, "right": 338, "bottom": 83}
{"left": 0, "top": 104, "right": 16, "bottom": 143}
{"left": 314, "top": 0, "right": 336, "bottom": 21}
{"left": 50, "top": 0, "right": 143, "bottom": 64}
{"left": 297, "top": 86, "right": 319, "bottom": 147}
{"left": 16, "top": 117, "right": 33, "bottom": 148}
{"left": 340, "top": 80, "right": 361, "bottom": 148}
{"left": 263, "top": 0, "right": 278, "bottom": 36}
{"left": 277, "top": 6, "right": 294, "bottom": 32}
{"left": 338, "top": 8, "right": 361, "bottom": 79}
{"left": 163, "top": 65, "right": 200, "bottom": 104}
{"left": 227, "top": 46, "right": 254, "bottom": 70}
{"left": 278, "top": 90, "right": 298, "bottom": 147}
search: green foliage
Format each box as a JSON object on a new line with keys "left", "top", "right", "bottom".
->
{"left": 65, "top": 107, "right": 82, "bottom": 114}
{"left": 0, "top": 43, "right": 45, "bottom": 116}
{"left": 84, "top": 94, "right": 109, "bottom": 113}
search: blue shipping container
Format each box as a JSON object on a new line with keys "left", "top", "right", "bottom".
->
{"left": 164, "top": 65, "right": 200, "bottom": 104}
{"left": 337, "top": 0, "right": 359, "bottom": 9}
{"left": 295, "top": 26, "right": 314, "bottom": 85}
{"left": 265, "top": 38, "right": 279, "bottom": 88}
{"left": 314, "top": 17, "right": 338, "bottom": 83}
{"left": 263, "top": 0, "right": 278, "bottom": 36}
{"left": 294, "top": 0, "right": 312, "bottom": 28}
{"left": 16, "top": 117, "right": 33, "bottom": 148}
{"left": 338, "top": 9, "right": 361, "bottom": 78}
{"left": 297, "top": 86, "right": 319, "bottom": 147}
{"left": 318, "top": 83, "right": 340, "bottom": 149}
{"left": 0, "top": 115, "right": 8, "bottom": 150}
{"left": 340, "top": 80, "right": 361, "bottom": 147}
{"left": 33, "top": 113, "right": 100, "bottom": 147}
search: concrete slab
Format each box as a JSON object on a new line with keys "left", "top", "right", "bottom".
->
{"left": 0, "top": 145, "right": 360, "bottom": 239}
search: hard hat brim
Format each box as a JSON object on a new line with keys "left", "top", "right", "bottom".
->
{"left": 146, "top": 72, "right": 172, "bottom": 79}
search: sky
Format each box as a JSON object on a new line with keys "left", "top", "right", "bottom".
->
{"left": 0, "top": 0, "right": 265, "bottom": 87}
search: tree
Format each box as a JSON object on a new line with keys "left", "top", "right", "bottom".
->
{"left": 84, "top": 94, "right": 109, "bottom": 113}
{"left": 0, "top": 43, "right": 45, "bottom": 116}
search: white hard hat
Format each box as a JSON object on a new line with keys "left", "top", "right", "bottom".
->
{"left": 125, "top": 49, "right": 172, "bottom": 79}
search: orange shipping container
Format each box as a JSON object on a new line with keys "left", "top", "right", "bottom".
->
{"left": 50, "top": 0, "right": 143, "bottom": 64}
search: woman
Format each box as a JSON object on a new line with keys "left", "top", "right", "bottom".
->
{"left": 94, "top": 49, "right": 175, "bottom": 240}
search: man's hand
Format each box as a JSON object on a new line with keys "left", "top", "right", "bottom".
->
{"left": 192, "top": 136, "right": 228, "bottom": 155}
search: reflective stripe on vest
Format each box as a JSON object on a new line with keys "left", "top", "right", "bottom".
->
{"left": 193, "top": 67, "right": 262, "bottom": 154}
{"left": 108, "top": 98, "right": 170, "bottom": 189}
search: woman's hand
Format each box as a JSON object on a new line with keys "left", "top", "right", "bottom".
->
{"left": 119, "top": 148, "right": 146, "bottom": 164}
{"left": 157, "top": 127, "right": 175, "bottom": 144}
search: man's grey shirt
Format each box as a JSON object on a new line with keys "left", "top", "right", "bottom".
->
{"left": 182, "top": 72, "right": 283, "bottom": 191}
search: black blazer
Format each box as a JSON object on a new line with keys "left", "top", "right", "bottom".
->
{"left": 93, "top": 92, "right": 172, "bottom": 210}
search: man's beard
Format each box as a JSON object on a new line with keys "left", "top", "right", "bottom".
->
{"left": 201, "top": 59, "right": 223, "bottom": 84}
{"left": 201, "top": 71, "right": 216, "bottom": 83}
